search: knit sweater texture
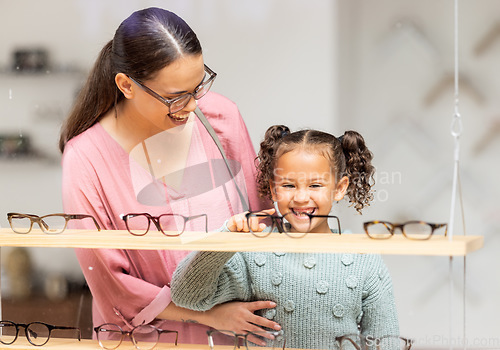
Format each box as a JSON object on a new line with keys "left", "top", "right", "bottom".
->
{"left": 171, "top": 246, "right": 399, "bottom": 349}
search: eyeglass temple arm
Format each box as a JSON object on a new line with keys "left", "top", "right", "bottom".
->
{"left": 435, "top": 223, "right": 448, "bottom": 236}
{"left": 336, "top": 336, "right": 362, "bottom": 350}
{"left": 305, "top": 214, "right": 342, "bottom": 234}
{"left": 187, "top": 214, "right": 208, "bottom": 232}
{"left": 69, "top": 214, "right": 101, "bottom": 231}
{"left": 51, "top": 325, "right": 82, "bottom": 341}
{"left": 160, "top": 330, "right": 178, "bottom": 345}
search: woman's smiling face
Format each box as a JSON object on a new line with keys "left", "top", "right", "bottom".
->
{"left": 130, "top": 54, "right": 206, "bottom": 130}
{"left": 271, "top": 149, "right": 348, "bottom": 233}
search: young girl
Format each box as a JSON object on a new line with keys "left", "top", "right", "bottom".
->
{"left": 171, "top": 125, "right": 399, "bottom": 349}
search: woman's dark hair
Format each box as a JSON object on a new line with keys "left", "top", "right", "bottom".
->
{"left": 256, "top": 125, "right": 375, "bottom": 214}
{"left": 59, "top": 7, "right": 202, "bottom": 152}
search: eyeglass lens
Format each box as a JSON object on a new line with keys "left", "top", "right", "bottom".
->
{"left": 208, "top": 330, "right": 285, "bottom": 350}
{"left": 8, "top": 214, "right": 67, "bottom": 234}
{"left": 95, "top": 323, "right": 124, "bottom": 349}
{"left": 0, "top": 321, "right": 17, "bottom": 345}
{"left": 8, "top": 214, "right": 33, "bottom": 233}
{"left": 169, "top": 77, "right": 215, "bottom": 114}
{"left": 25, "top": 323, "right": 52, "bottom": 346}
{"left": 130, "top": 325, "right": 161, "bottom": 350}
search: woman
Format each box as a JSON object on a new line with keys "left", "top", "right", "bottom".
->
{"left": 60, "top": 7, "right": 277, "bottom": 344}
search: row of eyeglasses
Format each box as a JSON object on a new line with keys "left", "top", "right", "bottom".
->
{"left": 6, "top": 211, "right": 447, "bottom": 240}
{"left": 0, "top": 321, "right": 412, "bottom": 349}
{"left": 95, "top": 326, "right": 413, "bottom": 350}
{"left": 206, "top": 330, "right": 413, "bottom": 350}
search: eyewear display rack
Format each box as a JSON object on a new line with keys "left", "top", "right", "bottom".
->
{"left": 0, "top": 228, "right": 483, "bottom": 349}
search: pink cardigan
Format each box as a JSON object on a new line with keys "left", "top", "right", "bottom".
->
{"left": 61, "top": 92, "right": 267, "bottom": 344}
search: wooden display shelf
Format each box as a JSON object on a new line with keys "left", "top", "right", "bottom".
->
{"left": 2, "top": 338, "right": 199, "bottom": 350}
{"left": 0, "top": 228, "right": 483, "bottom": 256}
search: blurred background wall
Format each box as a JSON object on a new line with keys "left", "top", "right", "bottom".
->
{"left": 0, "top": 0, "right": 498, "bottom": 348}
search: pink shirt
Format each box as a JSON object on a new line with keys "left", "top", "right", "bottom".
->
{"left": 61, "top": 92, "right": 267, "bottom": 344}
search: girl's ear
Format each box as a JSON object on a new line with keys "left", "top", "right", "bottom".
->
{"left": 115, "top": 73, "right": 134, "bottom": 99}
{"left": 333, "top": 176, "right": 349, "bottom": 201}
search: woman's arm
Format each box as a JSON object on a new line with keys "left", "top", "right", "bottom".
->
{"left": 158, "top": 299, "right": 279, "bottom": 333}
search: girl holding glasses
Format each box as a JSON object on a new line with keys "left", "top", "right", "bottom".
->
{"left": 60, "top": 8, "right": 274, "bottom": 345}
{"left": 171, "top": 125, "right": 400, "bottom": 349}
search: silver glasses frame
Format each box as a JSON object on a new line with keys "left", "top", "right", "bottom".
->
{"left": 207, "top": 329, "right": 285, "bottom": 350}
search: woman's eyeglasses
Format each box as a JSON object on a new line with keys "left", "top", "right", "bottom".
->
{"left": 336, "top": 334, "right": 413, "bottom": 349}
{"left": 207, "top": 330, "right": 285, "bottom": 350}
{"left": 363, "top": 220, "right": 447, "bottom": 240}
{"left": 120, "top": 213, "right": 208, "bottom": 236}
{"left": 129, "top": 64, "right": 217, "bottom": 115}
{"left": 95, "top": 323, "right": 178, "bottom": 350}
{"left": 0, "top": 320, "right": 81, "bottom": 346}
{"left": 245, "top": 211, "right": 341, "bottom": 238}
{"left": 7, "top": 213, "right": 101, "bottom": 234}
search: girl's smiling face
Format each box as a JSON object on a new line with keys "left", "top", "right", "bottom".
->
{"left": 271, "top": 149, "right": 348, "bottom": 233}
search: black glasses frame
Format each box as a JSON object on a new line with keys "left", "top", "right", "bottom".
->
{"left": 94, "top": 323, "right": 178, "bottom": 350}
{"left": 129, "top": 64, "right": 217, "bottom": 115}
{"left": 7, "top": 212, "right": 101, "bottom": 234}
{"left": 335, "top": 334, "right": 413, "bottom": 350}
{"left": 245, "top": 211, "right": 341, "bottom": 238}
{"left": 0, "top": 320, "right": 81, "bottom": 346}
{"left": 363, "top": 220, "right": 448, "bottom": 240}
{"left": 120, "top": 212, "right": 208, "bottom": 237}
{"left": 207, "top": 329, "right": 285, "bottom": 350}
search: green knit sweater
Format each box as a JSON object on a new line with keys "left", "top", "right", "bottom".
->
{"left": 171, "top": 248, "right": 399, "bottom": 349}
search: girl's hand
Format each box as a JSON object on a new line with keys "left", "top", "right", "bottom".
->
{"left": 203, "top": 300, "right": 281, "bottom": 339}
{"left": 226, "top": 208, "right": 275, "bottom": 232}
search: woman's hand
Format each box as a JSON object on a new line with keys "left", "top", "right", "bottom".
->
{"left": 226, "top": 208, "right": 275, "bottom": 232}
{"left": 202, "top": 300, "right": 281, "bottom": 336}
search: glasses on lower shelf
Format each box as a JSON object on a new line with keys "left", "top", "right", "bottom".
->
{"left": 363, "top": 220, "right": 448, "bottom": 240}
{"left": 6, "top": 213, "right": 101, "bottom": 234}
{"left": 120, "top": 212, "right": 208, "bottom": 236}
{"left": 94, "top": 323, "right": 178, "bottom": 350}
{"left": 0, "top": 320, "right": 81, "bottom": 346}
{"left": 207, "top": 330, "right": 285, "bottom": 350}
{"left": 245, "top": 211, "right": 341, "bottom": 238}
{"left": 336, "top": 334, "right": 414, "bottom": 350}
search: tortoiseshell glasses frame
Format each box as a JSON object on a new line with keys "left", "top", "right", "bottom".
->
{"left": 363, "top": 220, "right": 447, "bottom": 240}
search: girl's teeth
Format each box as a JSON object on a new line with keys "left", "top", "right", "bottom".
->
{"left": 293, "top": 209, "right": 315, "bottom": 215}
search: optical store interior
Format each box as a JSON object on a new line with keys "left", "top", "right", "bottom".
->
{"left": 0, "top": 0, "right": 499, "bottom": 349}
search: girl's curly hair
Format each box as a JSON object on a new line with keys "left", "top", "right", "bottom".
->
{"left": 255, "top": 125, "right": 375, "bottom": 214}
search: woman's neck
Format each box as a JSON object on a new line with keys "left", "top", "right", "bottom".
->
{"left": 99, "top": 102, "right": 164, "bottom": 153}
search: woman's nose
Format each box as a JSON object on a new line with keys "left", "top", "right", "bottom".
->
{"left": 183, "top": 95, "right": 197, "bottom": 112}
